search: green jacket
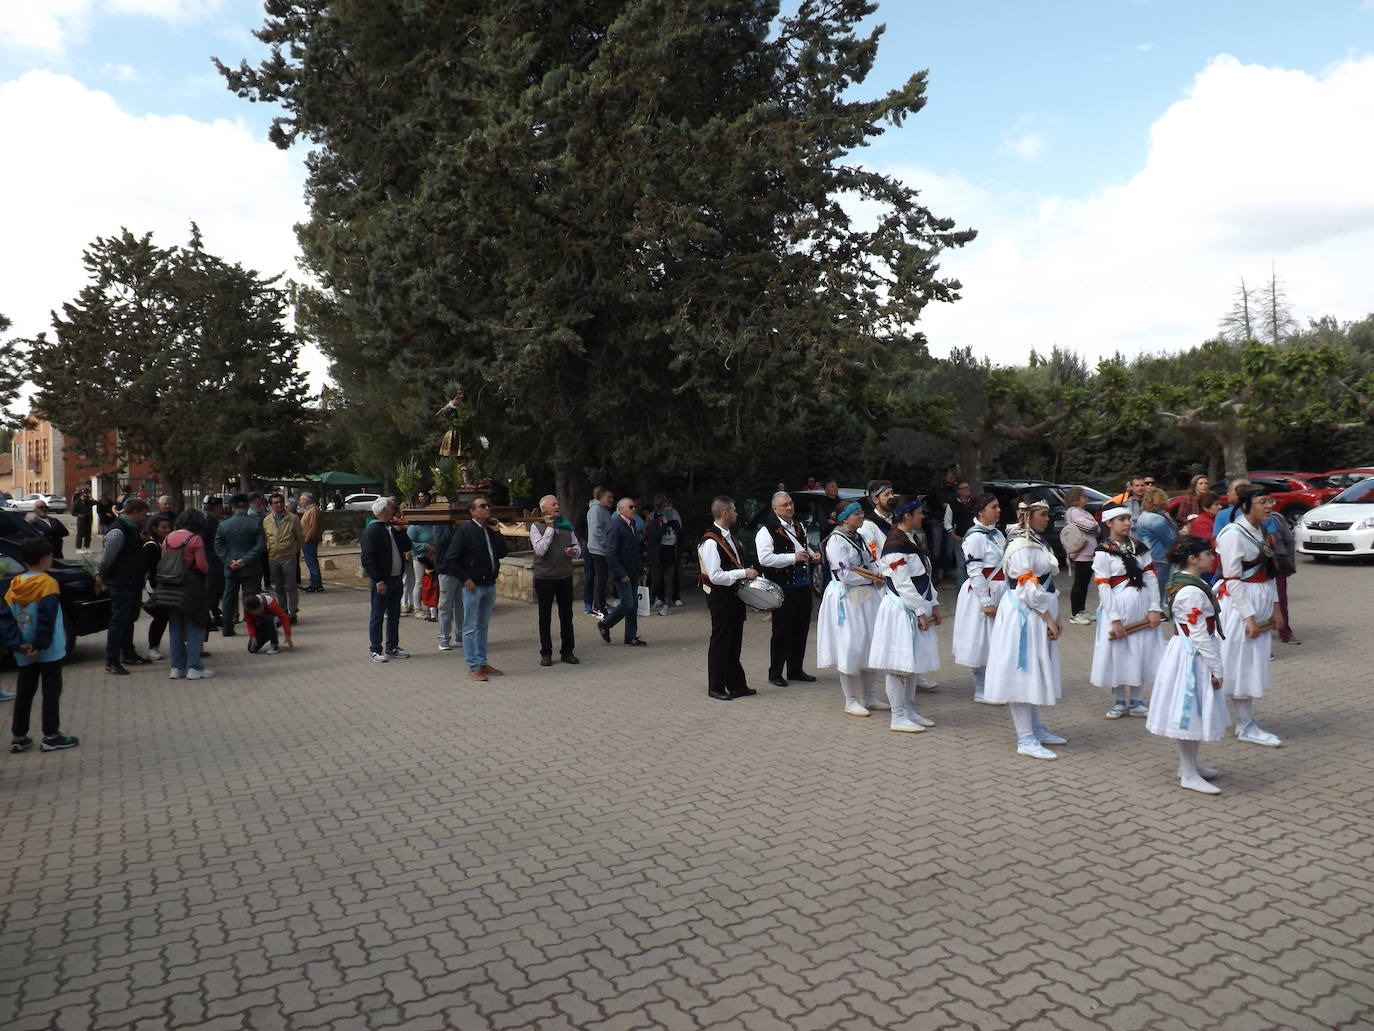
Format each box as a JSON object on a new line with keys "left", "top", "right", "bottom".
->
{"left": 214, "top": 511, "right": 267, "bottom": 575}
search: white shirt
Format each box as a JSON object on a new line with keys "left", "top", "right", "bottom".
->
{"left": 755, "top": 520, "right": 807, "bottom": 569}
{"left": 698, "top": 523, "right": 750, "bottom": 587}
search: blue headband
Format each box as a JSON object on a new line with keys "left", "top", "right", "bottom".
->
{"left": 894, "top": 498, "right": 923, "bottom": 516}
{"left": 838, "top": 501, "right": 862, "bottom": 522}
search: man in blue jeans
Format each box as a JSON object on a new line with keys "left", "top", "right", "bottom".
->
{"left": 360, "top": 497, "right": 411, "bottom": 662}
{"left": 599, "top": 497, "right": 646, "bottom": 647}
{"left": 98, "top": 496, "right": 150, "bottom": 675}
{"left": 441, "top": 496, "right": 508, "bottom": 681}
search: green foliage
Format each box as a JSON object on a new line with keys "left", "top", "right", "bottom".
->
{"left": 0, "top": 313, "right": 30, "bottom": 431}
{"left": 24, "top": 227, "right": 312, "bottom": 493}
{"left": 393, "top": 458, "right": 423, "bottom": 502}
{"left": 217, "top": 0, "right": 974, "bottom": 499}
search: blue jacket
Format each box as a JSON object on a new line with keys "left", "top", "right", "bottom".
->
{"left": 605, "top": 516, "right": 643, "bottom": 582}
{"left": 0, "top": 571, "right": 66, "bottom": 665}
{"left": 1133, "top": 511, "right": 1177, "bottom": 563}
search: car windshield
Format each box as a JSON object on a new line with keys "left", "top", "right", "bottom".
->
{"left": 1332, "top": 480, "right": 1374, "bottom": 504}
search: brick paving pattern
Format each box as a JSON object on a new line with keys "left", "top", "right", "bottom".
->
{"left": 2, "top": 564, "right": 1371, "bottom": 1029}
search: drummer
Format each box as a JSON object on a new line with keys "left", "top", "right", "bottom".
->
{"left": 697, "top": 496, "right": 760, "bottom": 701}
{"left": 816, "top": 501, "right": 886, "bottom": 716}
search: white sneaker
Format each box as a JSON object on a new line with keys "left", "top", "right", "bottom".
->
{"left": 438, "top": 642, "right": 453, "bottom": 651}
{"left": 889, "top": 715, "right": 926, "bottom": 733}
{"left": 1236, "top": 719, "right": 1281, "bottom": 747}
{"left": 1017, "top": 738, "right": 1057, "bottom": 760}
{"left": 906, "top": 709, "right": 935, "bottom": 728}
{"left": 1068, "top": 614, "right": 1092, "bottom": 625}
{"left": 146, "top": 648, "right": 163, "bottom": 661}
{"left": 658, "top": 606, "right": 670, "bottom": 617}
{"left": 915, "top": 675, "right": 938, "bottom": 690}
{"left": 414, "top": 611, "right": 429, "bottom": 620}
{"left": 843, "top": 700, "right": 870, "bottom": 717}
{"left": 370, "top": 650, "right": 388, "bottom": 662}
{"left": 169, "top": 668, "right": 185, "bottom": 680}
{"left": 261, "top": 643, "right": 280, "bottom": 655}
{"left": 864, "top": 698, "right": 891, "bottom": 711}
{"left": 1180, "top": 775, "right": 1221, "bottom": 794}
{"left": 1033, "top": 723, "right": 1067, "bottom": 745}
{"left": 187, "top": 667, "right": 216, "bottom": 680}
{"left": 673, "top": 600, "right": 683, "bottom": 607}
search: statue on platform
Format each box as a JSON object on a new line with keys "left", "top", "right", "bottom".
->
{"left": 435, "top": 386, "right": 488, "bottom": 488}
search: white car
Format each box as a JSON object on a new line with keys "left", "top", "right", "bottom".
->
{"left": 1295, "top": 478, "right": 1374, "bottom": 561}
{"left": 5, "top": 492, "right": 68, "bottom": 513}
{"left": 343, "top": 492, "right": 383, "bottom": 511}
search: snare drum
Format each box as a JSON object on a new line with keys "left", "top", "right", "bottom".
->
{"left": 738, "top": 577, "right": 785, "bottom": 611}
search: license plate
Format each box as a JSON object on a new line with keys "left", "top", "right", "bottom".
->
{"left": 1309, "top": 534, "right": 1339, "bottom": 543}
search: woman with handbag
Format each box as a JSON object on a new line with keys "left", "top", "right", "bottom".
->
{"left": 1062, "top": 488, "right": 1099, "bottom": 625}
{"left": 161, "top": 508, "right": 214, "bottom": 680}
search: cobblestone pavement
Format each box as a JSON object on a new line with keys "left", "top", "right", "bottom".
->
{"left": 2, "top": 563, "right": 1372, "bottom": 1030}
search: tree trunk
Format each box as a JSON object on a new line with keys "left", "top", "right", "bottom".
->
{"left": 954, "top": 431, "right": 983, "bottom": 494}
{"left": 1219, "top": 432, "right": 1248, "bottom": 484}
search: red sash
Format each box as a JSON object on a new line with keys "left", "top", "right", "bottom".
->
{"left": 981, "top": 566, "right": 1006, "bottom": 581}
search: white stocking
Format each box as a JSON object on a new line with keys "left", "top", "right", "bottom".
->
{"left": 904, "top": 675, "right": 918, "bottom": 717}
{"left": 861, "top": 670, "right": 879, "bottom": 705}
{"left": 1009, "top": 702, "right": 1035, "bottom": 739}
{"left": 885, "top": 673, "right": 906, "bottom": 711}
{"left": 973, "top": 667, "right": 986, "bottom": 697}
{"left": 1177, "top": 740, "right": 1200, "bottom": 780}
{"left": 838, "top": 673, "right": 862, "bottom": 704}
{"left": 1234, "top": 697, "right": 1254, "bottom": 722}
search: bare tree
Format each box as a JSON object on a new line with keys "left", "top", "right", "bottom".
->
{"left": 1218, "top": 276, "right": 1258, "bottom": 343}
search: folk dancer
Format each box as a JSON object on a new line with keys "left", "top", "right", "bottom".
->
{"left": 697, "top": 497, "right": 759, "bottom": 701}
{"left": 816, "top": 501, "right": 886, "bottom": 716}
{"left": 1091, "top": 506, "right": 1163, "bottom": 720}
{"left": 983, "top": 497, "right": 1068, "bottom": 760}
{"left": 857, "top": 479, "right": 896, "bottom": 562}
{"left": 756, "top": 491, "right": 822, "bottom": 687}
{"left": 952, "top": 491, "right": 1006, "bottom": 702}
{"left": 1216, "top": 485, "right": 1284, "bottom": 746}
{"left": 866, "top": 497, "right": 941, "bottom": 733}
{"left": 1147, "top": 537, "right": 1230, "bottom": 793}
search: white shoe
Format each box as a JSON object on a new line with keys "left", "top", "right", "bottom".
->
{"left": 864, "top": 698, "right": 891, "bottom": 711}
{"left": 915, "top": 675, "right": 938, "bottom": 690}
{"left": 1236, "top": 719, "right": 1281, "bottom": 747}
{"left": 1068, "top": 614, "right": 1092, "bottom": 625}
{"left": 889, "top": 715, "right": 926, "bottom": 733}
{"left": 146, "top": 648, "right": 163, "bottom": 661}
{"left": 438, "top": 642, "right": 453, "bottom": 651}
{"left": 187, "top": 667, "right": 216, "bottom": 680}
{"left": 261, "top": 643, "right": 280, "bottom": 655}
{"left": 1017, "top": 737, "right": 1057, "bottom": 760}
{"left": 1180, "top": 775, "right": 1221, "bottom": 794}
{"left": 673, "top": 600, "right": 683, "bottom": 607}
{"left": 843, "top": 700, "right": 870, "bottom": 717}
{"left": 414, "top": 611, "right": 429, "bottom": 620}
{"left": 169, "top": 668, "right": 185, "bottom": 680}
{"left": 1033, "top": 723, "right": 1067, "bottom": 745}
{"left": 906, "top": 708, "right": 935, "bottom": 728}
{"left": 658, "top": 606, "right": 670, "bottom": 617}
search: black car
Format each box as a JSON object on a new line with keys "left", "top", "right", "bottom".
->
{"left": 980, "top": 480, "right": 1072, "bottom": 565}
{"left": 0, "top": 510, "right": 111, "bottom": 660}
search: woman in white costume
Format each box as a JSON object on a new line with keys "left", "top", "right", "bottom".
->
{"left": 984, "top": 497, "right": 1068, "bottom": 760}
{"left": 1090, "top": 506, "right": 1163, "bottom": 720}
{"left": 1216, "top": 484, "right": 1284, "bottom": 746}
{"left": 952, "top": 491, "right": 1006, "bottom": 702}
{"left": 1147, "top": 536, "right": 1229, "bottom": 793}
{"left": 816, "top": 501, "right": 887, "bottom": 717}
{"left": 867, "top": 498, "right": 941, "bottom": 733}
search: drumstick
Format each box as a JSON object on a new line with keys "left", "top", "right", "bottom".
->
{"left": 1120, "top": 617, "right": 1158, "bottom": 636}
{"left": 835, "top": 562, "right": 884, "bottom": 584}
{"left": 1253, "top": 618, "right": 1276, "bottom": 634}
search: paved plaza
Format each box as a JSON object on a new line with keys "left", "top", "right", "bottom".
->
{"left": 2, "top": 562, "right": 1372, "bottom": 1030}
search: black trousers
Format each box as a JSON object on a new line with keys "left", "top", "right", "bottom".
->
{"left": 12, "top": 661, "right": 62, "bottom": 738}
{"left": 590, "top": 555, "right": 611, "bottom": 610}
{"left": 535, "top": 576, "right": 576, "bottom": 657}
{"left": 1071, "top": 560, "right": 1093, "bottom": 616}
{"left": 707, "top": 591, "right": 749, "bottom": 696}
{"left": 75, "top": 516, "right": 93, "bottom": 550}
{"left": 652, "top": 546, "right": 681, "bottom": 603}
{"left": 769, "top": 586, "right": 813, "bottom": 678}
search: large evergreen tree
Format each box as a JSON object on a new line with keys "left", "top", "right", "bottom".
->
{"left": 25, "top": 227, "right": 312, "bottom": 497}
{"left": 217, "top": 0, "right": 973, "bottom": 499}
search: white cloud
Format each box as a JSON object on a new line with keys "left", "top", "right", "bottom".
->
{"left": 0, "top": 0, "right": 223, "bottom": 56}
{"left": 1000, "top": 131, "right": 1044, "bottom": 161}
{"left": 0, "top": 70, "right": 324, "bottom": 385}
{"left": 101, "top": 61, "right": 140, "bottom": 81}
{"left": 908, "top": 54, "right": 1374, "bottom": 366}
{"left": 1136, "top": 42, "right": 1154, "bottom": 53}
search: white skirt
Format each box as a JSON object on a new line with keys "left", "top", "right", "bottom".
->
{"left": 816, "top": 581, "right": 881, "bottom": 674}
{"left": 1219, "top": 580, "right": 1277, "bottom": 699}
{"left": 1145, "top": 635, "right": 1230, "bottom": 740}
{"left": 984, "top": 591, "right": 1062, "bottom": 707}
{"left": 952, "top": 576, "right": 1007, "bottom": 668}
{"left": 1090, "top": 585, "right": 1163, "bottom": 688}
{"left": 867, "top": 594, "right": 939, "bottom": 675}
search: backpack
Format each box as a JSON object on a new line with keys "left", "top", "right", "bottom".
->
{"left": 152, "top": 539, "right": 189, "bottom": 607}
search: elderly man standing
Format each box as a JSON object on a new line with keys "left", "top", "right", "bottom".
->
{"left": 298, "top": 492, "right": 324, "bottom": 592}
{"left": 263, "top": 492, "right": 304, "bottom": 623}
{"left": 442, "top": 497, "right": 507, "bottom": 681}
{"left": 29, "top": 500, "right": 68, "bottom": 560}
{"left": 755, "top": 491, "right": 821, "bottom": 686}
{"left": 214, "top": 493, "right": 267, "bottom": 637}
{"left": 598, "top": 497, "right": 646, "bottom": 647}
{"left": 698, "top": 496, "right": 759, "bottom": 700}
{"left": 360, "top": 497, "right": 411, "bottom": 662}
{"left": 530, "top": 494, "right": 581, "bottom": 666}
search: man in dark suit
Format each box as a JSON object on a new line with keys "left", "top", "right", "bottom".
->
{"left": 360, "top": 496, "right": 412, "bottom": 662}
{"left": 435, "top": 496, "right": 508, "bottom": 680}
{"left": 213, "top": 493, "right": 267, "bottom": 637}
{"left": 598, "top": 497, "right": 646, "bottom": 646}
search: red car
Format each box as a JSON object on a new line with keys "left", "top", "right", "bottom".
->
{"left": 1319, "top": 468, "right": 1374, "bottom": 491}
{"left": 1169, "top": 473, "right": 1337, "bottom": 525}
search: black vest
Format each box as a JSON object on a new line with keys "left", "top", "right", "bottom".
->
{"left": 762, "top": 519, "right": 809, "bottom": 588}
{"left": 105, "top": 519, "right": 146, "bottom": 588}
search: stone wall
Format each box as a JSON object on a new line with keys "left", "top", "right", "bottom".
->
{"left": 497, "top": 555, "right": 584, "bottom": 603}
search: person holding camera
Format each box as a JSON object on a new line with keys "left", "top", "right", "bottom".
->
{"left": 530, "top": 494, "right": 582, "bottom": 666}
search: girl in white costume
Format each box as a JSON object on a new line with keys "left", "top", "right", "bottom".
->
{"left": 1216, "top": 485, "right": 1284, "bottom": 746}
{"left": 1090, "top": 506, "right": 1163, "bottom": 719}
{"left": 1147, "top": 535, "right": 1230, "bottom": 794}
{"left": 952, "top": 492, "right": 1006, "bottom": 702}
{"left": 867, "top": 498, "right": 941, "bottom": 733}
{"left": 984, "top": 497, "right": 1068, "bottom": 760}
{"left": 816, "top": 502, "right": 887, "bottom": 717}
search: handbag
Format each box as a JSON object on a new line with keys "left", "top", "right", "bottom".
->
{"left": 636, "top": 583, "right": 651, "bottom": 618}
{"left": 420, "top": 569, "right": 440, "bottom": 608}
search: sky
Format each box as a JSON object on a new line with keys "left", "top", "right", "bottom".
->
{"left": 2, "top": 0, "right": 1373, "bottom": 389}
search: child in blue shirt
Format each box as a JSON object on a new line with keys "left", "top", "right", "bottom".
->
{"left": 1, "top": 538, "right": 79, "bottom": 753}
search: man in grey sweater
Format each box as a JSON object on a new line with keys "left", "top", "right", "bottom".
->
{"left": 585, "top": 488, "right": 615, "bottom": 617}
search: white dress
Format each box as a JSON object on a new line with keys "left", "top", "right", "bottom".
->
{"left": 952, "top": 524, "right": 1007, "bottom": 668}
{"left": 1216, "top": 520, "right": 1278, "bottom": 699}
{"left": 867, "top": 535, "right": 939, "bottom": 675}
{"left": 1089, "top": 543, "right": 1163, "bottom": 689}
{"left": 983, "top": 536, "right": 1062, "bottom": 706}
{"left": 1146, "top": 583, "right": 1230, "bottom": 740}
{"left": 816, "top": 531, "right": 883, "bottom": 674}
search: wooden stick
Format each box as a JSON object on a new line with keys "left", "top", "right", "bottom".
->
{"left": 1253, "top": 618, "right": 1277, "bottom": 634}
{"left": 836, "top": 563, "right": 885, "bottom": 584}
{"left": 1121, "top": 617, "right": 1158, "bottom": 636}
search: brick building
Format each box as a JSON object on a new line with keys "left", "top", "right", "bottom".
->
{"left": 9, "top": 416, "right": 157, "bottom": 503}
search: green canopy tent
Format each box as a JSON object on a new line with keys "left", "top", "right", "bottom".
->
{"left": 316, "top": 471, "right": 384, "bottom": 492}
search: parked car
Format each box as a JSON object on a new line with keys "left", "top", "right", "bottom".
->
{"left": 1294, "top": 478, "right": 1374, "bottom": 561}
{"left": 1246, "top": 474, "right": 1339, "bottom": 525}
{"left": 343, "top": 493, "right": 384, "bottom": 511}
{"left": 744, "top": 487, "right": 866, "bottom": 597}
{"left": 5, "top": 492, "right": 68, "bottom": 513}
{"left": 981, "top": 480, "right": 1071, "bottom": 564}
{"left": 0, "top": 510, "right": 110, "bottom": 660}
{"left": 1056, "top": 483, "right": 1110, "bottom": 518}
{"left": 1319, "top": 468, "right": 1374, "bottom": 491}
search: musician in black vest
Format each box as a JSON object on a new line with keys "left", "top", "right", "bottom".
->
{"left": 697, "top": 496, "right": 759, "bottom": 700}
{"left": 755, "top": 491, "right": 821, "bottom": 686}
